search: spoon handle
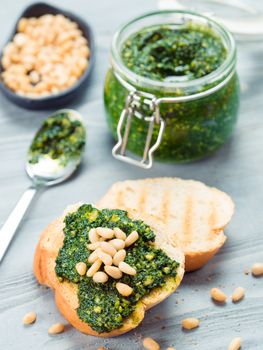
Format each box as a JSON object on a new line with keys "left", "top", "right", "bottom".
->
{"left": 0, "top": 186, "right": 38, "bottom": 263}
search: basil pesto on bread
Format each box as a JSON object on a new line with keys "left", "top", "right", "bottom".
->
{"left": 34, "top": 203, "right": 184, "bottom": 336}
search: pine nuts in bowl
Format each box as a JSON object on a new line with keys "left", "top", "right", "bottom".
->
{"left": 0, "top": 2, "right": 94, "bottom": 109}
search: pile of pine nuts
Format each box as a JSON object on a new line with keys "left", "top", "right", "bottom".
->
{"left": 75, "top": 227, "right": 139, "bottom": 296}
{"left": 1, "top": 14, "right": 90, "bottom": 98}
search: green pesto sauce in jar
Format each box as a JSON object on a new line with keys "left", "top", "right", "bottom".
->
{"left": 104, "top": 22, "right": 239, "bottom": 162}
{"left": 55, "top": 204, "right": 179, "bottom": 333}
{"left": 121, "top": 24, "right": 227, "bottom": 81}
{"left": 28, "top": 112, "right": 85, "bottom": 167}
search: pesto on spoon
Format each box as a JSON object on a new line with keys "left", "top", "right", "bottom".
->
{"left": 0, "top": 109, "right": 86, "bottom": 263}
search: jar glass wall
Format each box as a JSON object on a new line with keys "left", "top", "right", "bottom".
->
{"left": 104, "top": 11, "right": 240, "bottom": 163}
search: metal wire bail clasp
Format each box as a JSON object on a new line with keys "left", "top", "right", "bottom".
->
{"left": 112, "top": 91, "right": 165, "bottom": 169}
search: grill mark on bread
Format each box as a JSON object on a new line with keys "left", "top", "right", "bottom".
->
{"left": 138, "top": 185, "right": 146, "bottom": 213}
{"left": 116, "top": 189, "right": 124, "bottom": 208}
{"left": 208, "top": 201, "right": 220, "bottom": 240}
{"left": 183, "top": 196, "right": 193, "bottom": 246}
{"left": 209, "top": 200, "right": 216, "bottom": 229}
{"left": 97, "top": 178, "right": 234, "bottom": 271}
{"left": 161, "top": 190, "right": 170, "bottom": 224}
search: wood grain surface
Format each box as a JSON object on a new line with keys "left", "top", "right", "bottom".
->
{"left": 0, "top": 0, "right": 262, "bottom": 349}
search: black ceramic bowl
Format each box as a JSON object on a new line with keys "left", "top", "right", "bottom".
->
{"left": 0, "top": 2, "right": 94, "bottom": 109}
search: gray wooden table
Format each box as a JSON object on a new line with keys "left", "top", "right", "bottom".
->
{"left": 0, "top": 0, "right": 262, "bottom": 349}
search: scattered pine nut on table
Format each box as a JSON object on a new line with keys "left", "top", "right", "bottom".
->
{"left": 48, "top": 323, "right": 65, "bottom": 335}
{"left": 210, "top": 288, "right": 227, "bottom": 303}
{"left": 232, "top": 287, "right": 245, "bottom": 302}
{"left": 181, "top": 318, "right": 200, "bottom": 330}
{"left": 228, "top": 337, "right": 242, "bottom": 350}
{"left": 252, "top": 263, "right": 263, "bottom": 276}
{"left": 143, "top": 337, "right": 160, "bottom": 350}
{"left": 23, "top": 312, "right": 36, "bottom": 325}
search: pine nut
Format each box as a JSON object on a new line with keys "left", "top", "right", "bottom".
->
{"left": 116, "top": 282, "right": 133, "bottom": 296}
{"left": 97, "top": 347, "right": 106, "bottom": 350}
{"left": 93, "top": 271, "right": 108, "bottom": 283}
{"left": 86, "top": 259, "right": 102, "bottom": 277}
{"left": 89, "top": 228, "right": 99, "bottom": 243}
{"left": 105, "top": 266, "right": 123, "bottom": 279}
{"left": 29, "top": 70, "right": 40, "bottom": 84}
{"left": 125, "top": 230, "right": 139, "bottom": 247}
{"left": 109, "top": 239, "right": 125, "bottom": 251}
{"left": 75, "top": 262, "right": 87, "bottom": 276}
{"left": 228, "top": 337, "right": 242, "bottom": 350}
{"left": 167, "top": 348, "right": 176, "bottom": 350}
{"left": 252, "top": 263, "right": 263, "bottom": 276}
{"left": 88, "top": 249, "right": 101, "bottom": 264}
{"left": 14, "top": 33, "right": 27, "bottom": 47}
{"left": 48, "top": 322, "right": 65, "bottom": 335}
{"left": 96, "top": 227, "right": 115, "bottom": 239}
{"left": 181, "top": 318, "right": 200, "bottom": 330}
{"left": 113, "top": 249, "right": 126, "bottom": 266}
{"left": 87, "top": 242, "right": 101, "bottom": 251}
{"left": 143, "top": 337, "right": 160, "bottom": 350}
{"left": 119, "top": 261, "right": 136, "bottom": 275}
{"left": 100, "top": 241, "right": 117, "bottom": 256}
{"left": 210, "top": 288, "right": 227, "bottom": 303}
{"left": 23, "top": 312, "right": 36, "bottom": 325}
{"left": 97, "top": 250, "right": 112, "bottom": 266}
{"left": 114, "top": 227, "right": 127, "bottom": 240}
{"left": 232, "top": 287, "right": 245, "bottom": 302}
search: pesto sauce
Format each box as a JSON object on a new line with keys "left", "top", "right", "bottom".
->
{"left": 28, "top": 112, "right": 85, "bottom": 167}
{"left": 104, "top": 23, "right": 239, "bottom": 162}
{"left": 55, "top": 204, "right": 179, "bottom": 333}
{"left": 121, "top": 24, "right": 227, "bottom": 81}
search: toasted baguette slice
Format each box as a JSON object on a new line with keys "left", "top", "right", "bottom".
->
{"left": 34, "top": 203, "right": 184, "bottom": 337}
{"left": 97, "top": 178, "right": 234, "bottom": 271}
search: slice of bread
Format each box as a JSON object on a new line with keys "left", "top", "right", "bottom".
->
{"left": 97, "top": 178, "right": 234, "bottom": 271}
{"left": 34, "top": 203, "right": 184, "bottom": 337}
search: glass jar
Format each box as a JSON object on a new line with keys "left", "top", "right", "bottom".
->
{"left": 104, "top": 10, "right": 240, "bottom": 168}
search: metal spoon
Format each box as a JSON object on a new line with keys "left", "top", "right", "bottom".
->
{"left": 0, "top": 109, "right": 86, "bottom": 263}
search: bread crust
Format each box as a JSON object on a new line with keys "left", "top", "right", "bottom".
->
{"left": 34, "top": 205, "right": 184, "bottom": 337}
{"left": 97, "top": 177, "right": 234, "bottom": 272}
{"left": 184, "top": 233, "right": 226, "bottom": 271}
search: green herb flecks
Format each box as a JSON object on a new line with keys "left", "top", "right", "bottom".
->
{"left": 55, "top": 204, "right": 179, "bottom": 333}
{"left": 121, "top": 23, "right": 227, "bottom": 81}
{"left": 28, "top": 112, "right": 85, "bottom": 167}
{"left": 104, "top": 23, "right": 239, "bottom": 162}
